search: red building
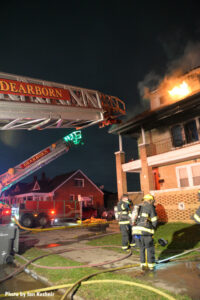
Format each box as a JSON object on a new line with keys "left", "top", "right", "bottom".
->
{"left": 1, "top": 170, "right": 104, "bottom": 223}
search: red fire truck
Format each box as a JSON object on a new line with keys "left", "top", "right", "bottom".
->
{"left": 0, "top": 131, "right": 83, "bottom": 227}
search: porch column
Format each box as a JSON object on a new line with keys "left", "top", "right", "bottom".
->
{"left": 139, "top": 145, "right": 154, "bottom": 194}
{"left": 115, "top": 135, "right": 127, "bottom": 200}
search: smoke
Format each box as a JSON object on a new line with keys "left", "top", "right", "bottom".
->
{"left": 167, "top": 41, "right": 200, "bottom": 75}
{"left": 138, "top": 71, "right": 162, "bottom": 99}
{"left": 138, "top": 41, "right": 200, "bottom": 102}
{"left": 0, "top": 131, "right": 23, "bottom": 148}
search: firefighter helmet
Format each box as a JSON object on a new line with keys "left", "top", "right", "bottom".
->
{"left": 121, "top": 194, "right": 131, "bottom": 204}
{"left": 143, "top": 194, "right": 154, "bottom": 201}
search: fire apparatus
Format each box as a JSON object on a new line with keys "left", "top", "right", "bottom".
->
{"left": 0, "top": 72, "right": 126, "bottom": 227}
{"left": 0, "top": 130, "right": 83, "bottom": 227}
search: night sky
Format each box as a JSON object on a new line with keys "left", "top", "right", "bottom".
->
{"left": 0, "top": 1, "right": 200, "bottom": 192}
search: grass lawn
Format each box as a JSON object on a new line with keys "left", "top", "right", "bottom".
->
{"left": 14, "top": 243, "right": 192, "bottom": 300}
{"left": 87, "top": 222, "right": 200, "bottom": 259}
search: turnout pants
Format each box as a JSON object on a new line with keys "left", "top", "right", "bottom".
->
{"left": 119, "top": 224, "right": 132, "bottom": 250}
{"left": 139, "top": 235, "right": 155, "bottom": 269}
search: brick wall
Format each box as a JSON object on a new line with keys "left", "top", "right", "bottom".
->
{"left": 154, "top": 188, "right": 199, "bottom": 223}
{"left": 128, "top": 192, "right": 143, "bottom": 204}
{"left": 54, "top": 171, "right": 104, "bottom": 217}
{"left": 158, "top": 159, "right": 200, "bottom": 190}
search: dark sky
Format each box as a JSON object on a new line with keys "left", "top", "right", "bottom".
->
{"left": 0, "top": 0, "right": 200, "bottom": 192}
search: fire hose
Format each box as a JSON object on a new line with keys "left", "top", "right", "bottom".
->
{"left": 0, "top": 265, "right": 176, "bottom": 300}
{"left": 1, "top": 245, "right": 200, "bottom": 299}
{"left": 14, "top": 216, "right": 110, "bottom": 232}
{"left": 2, "top": 219, "right": 200, "bottom": 299}
{"left": 0, "top": 245, "right": 132, "bottom": 284}
{"left": 60, "top": 265, "right": 176, "bottom": 300}
{"left": 156, "top": 246, "right": 200, "bottom": 264}
{"left": 16, "top": 245, "right": 133, "bottom": 270}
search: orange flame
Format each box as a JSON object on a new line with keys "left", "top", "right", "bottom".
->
{"left": 168, "top": 81, "right": 191, "bottom": 100}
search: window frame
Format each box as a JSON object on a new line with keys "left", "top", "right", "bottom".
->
{"left": 171, "top": 117, "right": 200, "bottom": 148}
{"left": 176, "top": 163, "right": 200, "bottom": 188}
{"left": 74, "top": 178, "right": 84, "bottom": 187}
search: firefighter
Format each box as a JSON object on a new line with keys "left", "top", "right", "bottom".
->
{"left": 117, "top": 194, "right": 134, "bottom": 251}
{"left": 193, "top": 190, "right": 200, "bottom": 224}
{"left": 194, "top": 207, "right": 200, "bottom": 224}
{"left": 132, "top": 193, "right": 158, "bottom": 271}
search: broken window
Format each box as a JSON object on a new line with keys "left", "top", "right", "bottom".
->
{"left": 171, "top": 125, "right": 184, "bottom": 147}
{"left": 184, "top": 120, "right": 198, "bottom": 143}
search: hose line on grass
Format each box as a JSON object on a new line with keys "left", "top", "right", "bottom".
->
{"left": 62, "top": 246, "right": 200, "bottom": 300}
{"left": 157, "top": 247, "right": 200, "bottom": 264}
{"left": 0, "top": 245, "right": 132, "bottom": 283}
{"left": 0, "top": 279, "right": 176, "bottom": 300}
{"left": 65, "top": 279, "right": 176, "bottom": 300}
{"left": 2, "top": 246, "right": 200, "bottom": 299}
{"left": 60, "top": 263, "right": 140, "bottom": 300}
{"left": 16, "top": 247, "right": 133, "bottom": 270}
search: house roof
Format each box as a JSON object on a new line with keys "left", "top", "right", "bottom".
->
{"left": 3, "top": 170, "right": 104, "bottom": 196}
{"left": 109, "top": 91, "right": 200, "bottom": 137}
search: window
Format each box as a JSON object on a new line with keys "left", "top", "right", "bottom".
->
{"left": 184, "top": 120, "right": 198, "bottom": 143}
{"left": 177, "top": 167, "right": 189, "bottom": 187}
{"left": 177, "top": 164, "right": 200, "bottom": 187}
{"left": 191, "top": 165, "right": 200, "bottom": 186}
{"left": 20, "top": 203, "right": 25, "bottom": 209}
{"left": 171, "top": 119, "right": 199, "bottom": 148}
{"left": 69, "top": 194, "right": 75, "bottom": 202}
{"left": 82, "top": 196, "right": 93, "bottom": 207}
{"left": 171, "top": 125, "right": 184, "bottom": 147}
{"left": 74, "top": 178, "right": 84, "bottom": 187}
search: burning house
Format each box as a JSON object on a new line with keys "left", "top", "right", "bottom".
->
{"left": 110, "top": 66, "right": 200, "bottom": 223}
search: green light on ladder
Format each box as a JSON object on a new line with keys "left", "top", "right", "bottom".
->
{"left": 63, "top": 130, "right": 82, "bottom": 145}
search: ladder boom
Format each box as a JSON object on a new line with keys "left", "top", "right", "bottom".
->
{"left": 0, "top": 131, "right": 82, "bottom": 194}
{"left": 0, "top": 72, "right": 126, "bottom": 130}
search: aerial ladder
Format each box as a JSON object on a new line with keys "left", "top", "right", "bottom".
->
{"left": 0, "top": 130, "right": 83, "bottom": 194}
{"left": 0, "top": 72, "right": 125, "bottom": 130}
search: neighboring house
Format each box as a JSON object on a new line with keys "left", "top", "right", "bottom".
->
{"left": 103, "top": 190, "right": 118, "bottom": 210}
{"left": 110, "top": 67, "right": 200, "bottom": 223}
{"left": 0, "top": 170, "right": 104, "bottom": 219}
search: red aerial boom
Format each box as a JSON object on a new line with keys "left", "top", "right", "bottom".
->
{"left": 0, "top": 72, "right": 125, "bottom": 130}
